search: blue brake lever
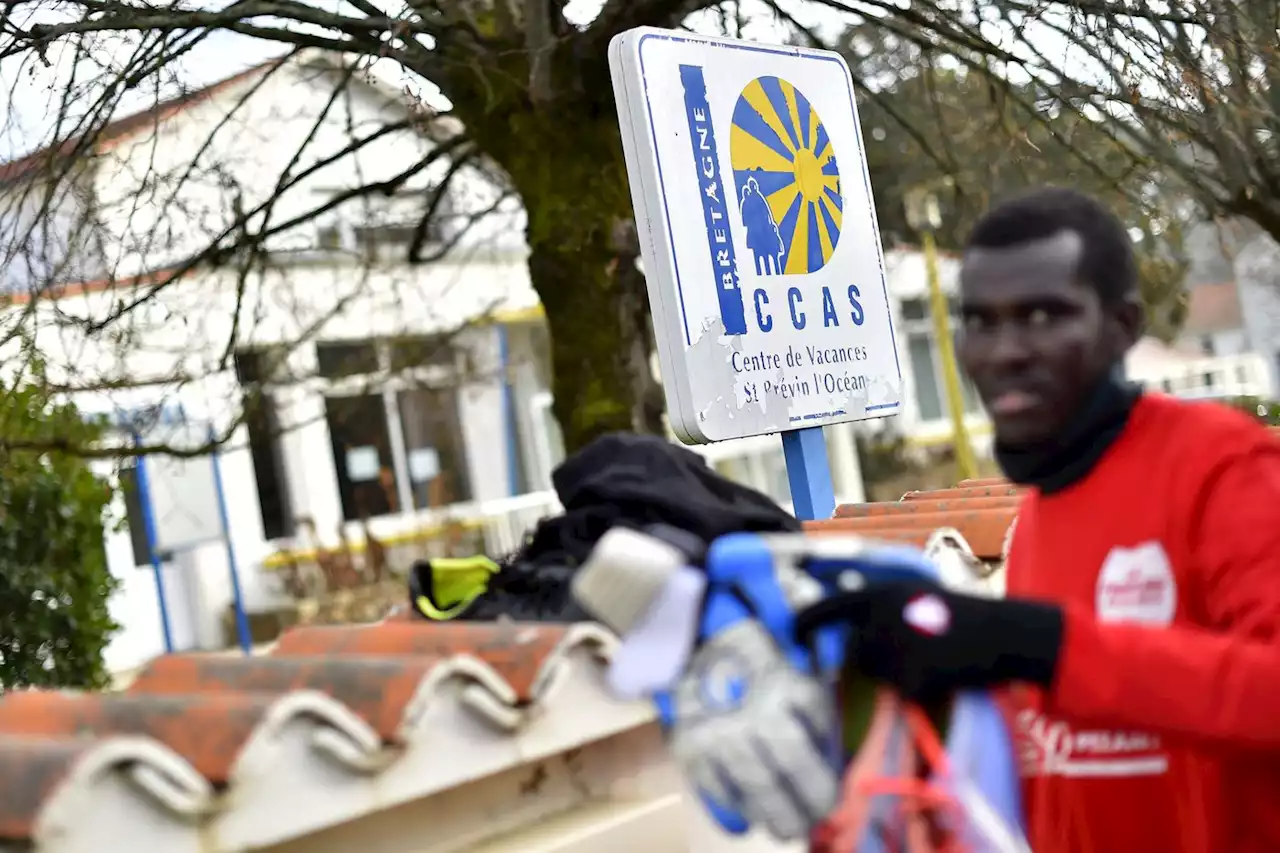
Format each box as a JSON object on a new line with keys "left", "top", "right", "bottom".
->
{"left": 708, "top": 533, "right": 941, "bottom": 673}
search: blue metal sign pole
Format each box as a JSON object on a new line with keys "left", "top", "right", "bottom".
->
{"left": 209, "top": 426, "right": 253, "bottom": 654}
{"left": 132, "top": 434, "right": 175, "bottom": 654}
{"left": 781, "top": 427, "right": 836, "bottom": 522}
{"left": 495, "top": 324, "right": 523, "bottom": 497}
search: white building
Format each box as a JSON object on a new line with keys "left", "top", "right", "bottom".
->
{"left": 876, "top": 249, "right": 990, "bottom": 448}
{"left": 1144, "top": 217, "right": 1280, "bottom": 401}
{"left": 0, "top": 52, "right": 554, "bottom": 673}
{"left": 1131, "top": 276, "right": 1273, "bottom": 402}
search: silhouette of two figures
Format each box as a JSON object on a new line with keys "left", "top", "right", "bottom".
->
{"left": 739, "top": 176, "right": 785, "bottom": 276}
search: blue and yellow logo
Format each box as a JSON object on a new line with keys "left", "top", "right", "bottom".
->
{"left": 730, "top": 76, "right": 843, "bottom": 277}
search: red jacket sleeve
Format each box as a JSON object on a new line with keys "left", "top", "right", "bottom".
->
{"left": 1048, "top": 445, "right": 1280, "bottom": 750}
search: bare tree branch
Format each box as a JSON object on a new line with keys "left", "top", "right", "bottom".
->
{"left": 7, "top": 0, "right": 1272, "bottom": 461}
{"left": 0, "top": 29, "right": 517, "bottom": 457}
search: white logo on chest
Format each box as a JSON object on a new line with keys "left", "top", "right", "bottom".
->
{"left": 1095, "top": 541, "right": 1177, "bottom": 626}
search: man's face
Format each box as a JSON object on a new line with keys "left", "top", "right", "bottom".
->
{"left": 956, "top": 230, "right": 1128, "bottom": 446}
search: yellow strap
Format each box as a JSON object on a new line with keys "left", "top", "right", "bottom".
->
{"left": 414, "top": 555, "right": 500, "bottom": 621}
{"left": 429, "top": 556, "right": 501, "bottom": 576}
{"left": 416, "top": 591, "right": 483, "bottom": 621}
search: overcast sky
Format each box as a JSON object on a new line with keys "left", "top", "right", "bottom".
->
{"left": 0, "top": 0, "right": 1092, "bottom": 164}
{"left": 0, "top": 0, "right": 856, "bottom": 160}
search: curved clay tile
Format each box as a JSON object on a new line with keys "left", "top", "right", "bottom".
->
{"left": 0, "top": 622, "right": 645, "bottom": 850}
{"left": 834, "top": 495, "right": 1020, "bottom": 518}
{"left": 0, "top": 691, "right": 284, "bottom": 786}
{"left": 804, "top": 508, "right": 1016, "bottom": 560}
{"left": 128, "top": 654, "right": 455, "bottom": 745}
{"left": 955, "top": 477, "right": 1009, "bottom": 488}
{"left": 0, "top": 737, "right": 110, "bottom": 841}
{"left": 271, "top": 621, "right": 568, "bottom": 702}
{"left": 923, "top": 528, "right": 1004, "bottom": 597}
{"left": 900, "top": 484, "right": 1023, "bottom": 501}
{"left": 0, "top": 733, "right": 210, "bottom": 843}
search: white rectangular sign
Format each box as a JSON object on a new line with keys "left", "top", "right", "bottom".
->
{"left": 610, "top": 28, "right": 902, "bottom": 444}
{"left": 133, "top": 417, "right": 224, "bottom": 553}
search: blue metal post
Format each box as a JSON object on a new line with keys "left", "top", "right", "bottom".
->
{"left": 132, "top": 435, "right": 174, "bottom": 654}
{"left": 781, "top": 427, "right": 836, "bottom": 521}
{"left": 495, "top": 324, "right": 522, "bottom": 497}
{"left": 209, "top": 426, "right": 252, "bottom": 654}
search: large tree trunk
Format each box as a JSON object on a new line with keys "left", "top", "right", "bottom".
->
{"left": 486, "top": 103, "right": 664, "bottom": 452}
{"left": 451, "top": 42, "right": 667, "bottom": 452}
{"left": 526, "top": 205, "right": 665, "bottom": 452}
{"left": 615, "top": 222, "right": 668, "bottom": 438}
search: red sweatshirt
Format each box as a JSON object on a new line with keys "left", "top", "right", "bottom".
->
{"left": 1005, "top": 393, "right": 1280, "bottom": 852}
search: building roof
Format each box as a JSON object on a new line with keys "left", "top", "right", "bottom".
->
{"left": 0, "top": 619, "right": 652, "bottom": 851}
{"left": 0, "top": 51, "right": 461, "bottom": 189}
{"left": 808, "top": 477, "right": 1020, "bottom": 596}
{"left": 810, "top": 479, "right": 1019, "bottom": 560}
{"left": 0, "top": 59, "right": 284, "bottom": 186}
{"left": 1182, "top": 280, "right": 1243, "bottom": 335}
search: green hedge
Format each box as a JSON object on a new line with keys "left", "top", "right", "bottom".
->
{"left": 0, "top": 373, "right": 118, "bottom": 690}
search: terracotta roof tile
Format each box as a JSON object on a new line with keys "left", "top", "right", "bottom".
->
{"left": 901, "top": 484, "right": 1022, "bottom": 501}
{"left": 271, "top": 621, "right": 568, "bottom": 701}
{"left": 955, "top": 477, "right": 1009, "bottom": 488}
{"left": 835, "top": 495, "right": 1020, "bottom": 518}
{"left": 806, "top": 507, "right": 1016, "bottom": 560}
{"left": 128, "top": 654, "right": 446, "bottom": 745}
{"left": 0, "top": 737, "right": 100, "bottom": 840}
{"left": 0, "top": 733, "right": 210, "bottom": 844}
{"left": 0, "top": 690, "right": 281, "bottom": 786}
{"left": 0, "top": 620, "right": 631, "bottom": 849}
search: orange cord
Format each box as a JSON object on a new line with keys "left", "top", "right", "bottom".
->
{"left": 820, "top": 694, "right": 971, "bottom": 853}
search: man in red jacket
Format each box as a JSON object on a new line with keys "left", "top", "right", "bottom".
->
{"left": 798, "top": 188, "right": 1280, "bottom": 852}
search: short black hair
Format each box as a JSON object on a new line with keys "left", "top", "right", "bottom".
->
{"left": 964, "top": 187, "right": 1137, "bottom": 304}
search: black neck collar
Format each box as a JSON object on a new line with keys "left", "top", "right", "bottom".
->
{"left": 994, "top": 368, "right": 1142, "bottom": 495}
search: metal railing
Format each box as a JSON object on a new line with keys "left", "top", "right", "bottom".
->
{"left": 1131, "top": 351, "right": 1272, "bottom": 402}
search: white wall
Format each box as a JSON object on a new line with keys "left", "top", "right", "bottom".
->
{"left": 88, "top": 419, "right": 281, "bottom": 675}
{"left": 1206, "top": 328, "right": 1249, "bottom": 357}
{"left": 95, "top": 460, "right": 175, "bottom": 675}
{"left": 879, "top": 248, "right": 990, "bottom": 444}
{"left": 459, "top": 328, "right": 516, "bottom": 503}
{"left": 0, "top": 168, "right": 108, "bottom": 294}
{"left": 13, "top": 254, "right": 537, "bottom": 392}
{"left": 1128, "top": 335, "right": 1273, "bottom": 401}
{"left": 84, "top": 58, "right": 523, "bottom": 281}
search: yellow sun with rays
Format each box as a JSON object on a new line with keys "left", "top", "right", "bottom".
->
{"left": 730, "top": 76, "right": 843, "bottom": 276}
